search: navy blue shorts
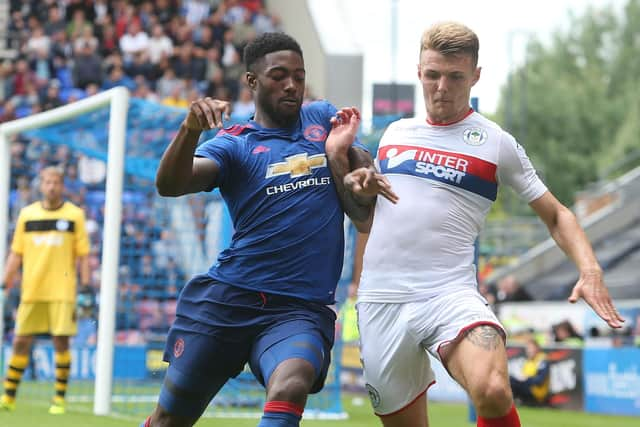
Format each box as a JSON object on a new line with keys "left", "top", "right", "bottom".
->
{"left": 159, "top": 274, "right": 336, "bottom": 417}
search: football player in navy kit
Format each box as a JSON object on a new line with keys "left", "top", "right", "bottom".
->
{"left": 141, "top": 32, "right": 394, "bottom": 427}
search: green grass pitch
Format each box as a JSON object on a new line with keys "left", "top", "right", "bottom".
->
{"left": 1, "top": 393, "right": 638, "bottom": 427}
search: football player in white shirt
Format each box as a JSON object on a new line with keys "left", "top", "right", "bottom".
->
{"left": 328, "top": 21, "right": 624, "bottom": 427}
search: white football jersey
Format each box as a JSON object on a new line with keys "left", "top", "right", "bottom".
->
{"left": 359, "top": 111, "right": 548, "bottom": 302}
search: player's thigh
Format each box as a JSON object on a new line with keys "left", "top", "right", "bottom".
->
{"left": 357, "top": 302, "right": 434, "bottom": 417}
{"left": 49, "top": 302, "right": 77, "bottom": 336}
{"left": 15, "top": 302, "right": 49, "bottom": 335}
{"left": 445, "top": 326, "right": 510, "bottom": 395}
{"left": 427, "top": 289, "right": 507, "bottom": 393}
{"left": 159, "top": 328, "right": 251, "bottom": 419}
{"left": 250, "top": 311, "right": 335, "bottom": 394}
{"left": 380, "top": 392, "right": 429, "bottom": 427}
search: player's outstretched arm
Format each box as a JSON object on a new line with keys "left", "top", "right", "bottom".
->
{"left": 156, "top": 98, "right": 230, "bottom": 197}
{"left": 326, "top": 107, "right": 398, "bottom": 232}
{"left": 529, "top": 191, "right": 624, "bottom": 328}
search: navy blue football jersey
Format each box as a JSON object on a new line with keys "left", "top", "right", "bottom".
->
{"left": 194, "top": 100, "right": 366, "bottom": 304}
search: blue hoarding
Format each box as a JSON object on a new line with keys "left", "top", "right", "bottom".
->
{"left": 584, "top": 348, "right": 640, "bottom": 416}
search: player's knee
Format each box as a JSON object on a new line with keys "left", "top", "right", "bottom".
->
{"left": 267, "top": 373, "right": 314, "bottom": 403}
{"left": 150, "top": 405, "right": 194, "bottom": 427}
{"left": 470, "top": 373, "right": 512, "bottom": 414}
{"left": 13, "top": 337, "right": 32, "bottom": 354}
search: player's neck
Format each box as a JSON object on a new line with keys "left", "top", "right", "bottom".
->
{"left": 426, "top": 107, "right": 473, "bottom": 126}
{"left": 252, "top": 111, "right": 296, "bottom": 130}
{"left": 41, "top": 199, "right": 64, "bottom": 210}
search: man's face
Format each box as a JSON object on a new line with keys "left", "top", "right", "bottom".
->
{"left": 40, "top": 172, "right": 64, "bottom": 205}
{"left": 418, "top": 49, "right": 480, "bottom": 124}
{"left": 525, "top": 341, "right": 540, "bottom": 359}
{"left": 249, "top": 50, "right": 305, "bottom": 127}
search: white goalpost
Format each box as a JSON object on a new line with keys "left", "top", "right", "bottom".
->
{"left": 0, "top": 86, "right": 129, "bottom": 416}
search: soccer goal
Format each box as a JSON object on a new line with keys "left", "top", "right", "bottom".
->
{"left": 0, "top": 87, "right": 348, "bottom": 419}
{"left": 0, "top": 86, "right": 128, "bottom": 416}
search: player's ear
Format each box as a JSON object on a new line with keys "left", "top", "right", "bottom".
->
{"left": 246, "top": 72, "right": 257, "bottom": 90}
{"left": 471, "top": 66, "right": 481, "bottom": 86}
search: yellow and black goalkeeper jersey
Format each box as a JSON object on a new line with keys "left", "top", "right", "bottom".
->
{"left": 11, "top": 201, "right": 90, "bottom": 302}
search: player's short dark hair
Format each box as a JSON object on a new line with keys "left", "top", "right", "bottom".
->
{"left": 243, "top": 32, "right": 303, "bottom": 72}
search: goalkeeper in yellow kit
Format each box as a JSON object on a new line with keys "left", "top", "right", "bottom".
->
{"left": 1, "top": 166, "right": 91, "bottom": 414}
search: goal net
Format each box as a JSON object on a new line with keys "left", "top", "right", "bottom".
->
{"left": 0, "top": 87, "right": 350, "bottom": 419}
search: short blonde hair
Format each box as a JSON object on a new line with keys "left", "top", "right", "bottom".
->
{"left": 40, "top": 165, "right": 65, "bottom": 181}
{"left": 420, "top": 22, "right": 479, "bottom": 68}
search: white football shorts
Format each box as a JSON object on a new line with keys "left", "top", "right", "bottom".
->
{"left": 357, "top": 288, "right": 504, "bottom": 416}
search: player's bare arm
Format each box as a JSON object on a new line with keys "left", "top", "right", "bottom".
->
{"left": 78, "top": 255, "right": 90, "bottom": 287}
{"left": 2, "top": 251, "right": 22, "bottom": 297}
{"left": 325, "top": 107, "right": 398, "bottom": 232}
{"left": 529, "top": 191, "right": 624, "bottom": 328}
{"left": 156, "top": 98, "right": 231, "bottom": 196}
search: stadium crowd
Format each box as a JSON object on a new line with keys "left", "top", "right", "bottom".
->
{"left": 2, "top": 0, "right": 281, "bottom": 344}
{"left": 3, "top": 1, "right": 639, "bottom": 351}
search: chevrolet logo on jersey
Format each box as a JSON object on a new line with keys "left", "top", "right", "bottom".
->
{"left": 266, "top": 153, "right": 327, "bottom": 178}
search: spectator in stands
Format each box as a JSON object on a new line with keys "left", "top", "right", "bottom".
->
{"left": 101, "top": 65, "right": 136, "bottom": 91}
{"left": 232, "top": 8, "right": 257, "bottom": 50}
{"left": 24, "top": 24, "right": 51, "bottom": 59}
{"left": 12, "top": 81, "right": 39, "bottom": 111}
{"left": 30, "top": 48, "right": 55, "bottom": 88}
{"left": 171, "top": 41, "right": 206, "bottom": 81}
{"left": 208, "top": 8, "right": 230, "bottom": 46}
{"left": 50, "top": 30, "right": 73, "bottom": 60}
{"left": 147, "top": 23, "right": 174, "bottom": 65}
{"left": 66, "top": 9, "right": 92, "bottom": 42}
{"left": 151, "top": 230, "right": 176, "bottom": 270}
{"left": 125, "top": 51, "right": 156, "bottom": 82}
{"left": 509, "top": 337, "right": 550, "bottom": 406}
{"left": 165, "top": 258, "right": 186, "bottom": 297}
{"left": 154, "top": 0, "right": 178, "bottom": 25}
{"left": 136, "top": 294, "right": 164, "bottom": 333}
{"left": 161, "top": 83, "right": 189, "bottom": 108}
{"left": 133, "top": 79, "right": 160, "bottom": 102}
{"left": 11, "top": 59, "right": 34, "bottom": 98}
{"left": 552, "top": 320, "right": 584, "bottom": 346}
{"left": 0, "top": 60, "right": 13, "bottom": 101}
{"left": 41, "top": 79, "right": 64, "bottom": 111}
{"left": 253, "top": 5, "right": 282, "bottom": 36}
{"left": 73, "top": 26, "right": 99, "bottom": 55}
{"left": 0, "top": 100, "right": 18, "bottom": 124}
{"left": 44, "top": 5, "right": 67, "bottom": 37}
{"left": 183, "top": 0, "right": 212, "bottom": 27}
{"left": 97, "top": 22, "right": 119, "bottom": 57}
{"left": 496, "top": 274, "right": 533, "bottom": 303}
{"left": 155, "top": 67, "right": 182, "bottom": 99}
{"left": 232, "top": 86, "right": 255, "bottom": 117}
{"left": 91, "top": 0, "right": 112, "bottom": 26}
{"left": 72, "top": 42, "right": 104, "bottom": 89}
{"left": 119, "top": 21, "right": 150, "bottom": 65}
{"left": 479, "top": 281, "right": 497, "bottom": 310}
{"left": 224, "top": 0, "right": 248, "bottom": 25}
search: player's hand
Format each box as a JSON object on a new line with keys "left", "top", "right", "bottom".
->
{"left": 345, "top": 166, "right": 399, "bottom": 204}
{"left": 325, "top": 107, "right": 361, "bottom": 155}
{"left": 183, "top": 98, "right": 231, "bottom": 131}
{"left": 568, "top": 270, "right": 624, "bottom": 328}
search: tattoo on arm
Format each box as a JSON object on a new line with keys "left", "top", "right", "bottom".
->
{"left": 327, "top": 147, "right": 375, "bottom": 222}
{"left": 464, "top": 326, "right": 503, "bottom": 351}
